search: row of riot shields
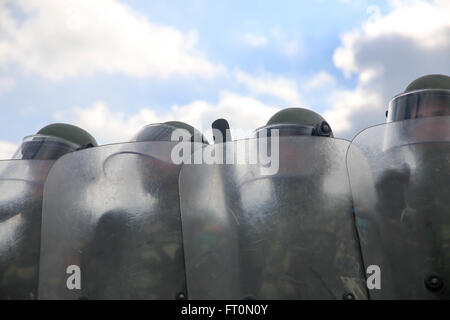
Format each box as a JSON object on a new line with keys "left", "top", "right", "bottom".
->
{"left": 0, "top": 116, "right": 449, "bottom": 299}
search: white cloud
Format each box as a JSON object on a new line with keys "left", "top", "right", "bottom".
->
{"left": 242, "top": 26, "right": 303, "bottom": 57}
{"left": 271, "top": 26, "right": 302, "bottom": 58}
{"left": 54, "top": 102, "right": 163, "bottom": 143}
{"left": 323, "top": 88, "right": 383, "bottom": 134}
{"left": 333, "top": 30, "right": 361, "bottom": 77}
{"left": 305, "top": 71, "right": 336, "bottom": 90}
{"left": 0, "top": 0, "right": 224, "bottom": 80}
{"left": 234, "top": 69, "right": 302, "bottom": 105}
{"left": 171, "top": 92, "right": 282, "bottom": 140}
{"left": 242, "top": 33, "right": 268, "bottom": 47}
{"left": 56, "top": 93, "right": 281, "bottom": 144}
{"left": 334, "top": 1, "right": 450, "bottom": 76}
{"left": 0, "top": 141, "right": 17, "bottom": 160}
{"left": 364, "top": 1, "right": 450, "bottom": 48}
{"left": 325, "top": 0, "right": 450, "bottom": 138}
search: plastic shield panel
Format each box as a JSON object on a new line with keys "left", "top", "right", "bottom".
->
{"left": 180, "top": 136, "right": 367, "bottom": 299}
{"left": 38, "top": 141, "right": 201, "bottom": 299}
{"left": 347, "top": 116, "right": 450, "bottom": 299}
{"left": 0, "top": 160, "right": 53, "bottom": 299}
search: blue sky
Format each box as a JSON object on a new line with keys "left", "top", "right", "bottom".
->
{"left": 0, "top": 0, "right": 449, "bottom": 158}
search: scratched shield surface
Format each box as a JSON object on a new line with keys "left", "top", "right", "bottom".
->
{"left": 0, "top": 160, "right": 54, "bottom": 299}
{"left": 180, "top": 136, "right": 367, "bottom": 299}
{"left": 38, "top": 141, "right": 202, "bottom": 299}
{"left": 347, "top": 116, "right": 450, "bottom": 299}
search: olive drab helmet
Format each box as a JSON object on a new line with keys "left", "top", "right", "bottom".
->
{"left": 132, "top": 121, "right": 209, "bottom": 144}
{"left": 386, "top": 74, "right": 450, "bottom": 122}
{"left": 13, "top": 123, "right": 98, "bottom": 160}
{"left": 254, "top": 107, "right": 334, "bottom": 138}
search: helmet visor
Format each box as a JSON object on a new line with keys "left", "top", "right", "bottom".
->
{"left": 254, "top": 124, "right": 314, "bottom": 138}
{"left": 387, "top": 89, "right": 450, "bottom": 122}
{"left": 13, "top": 135, "right": 80, "bottom": 160}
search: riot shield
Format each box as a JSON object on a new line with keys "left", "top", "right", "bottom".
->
{"left": 180, "top": 136, "right": 368, "bottom": 299}
{"left": 0, "top": 160, "right": 54, "bottom": 299}
{"left": 347, "top": 116, "right": 450, "bottom": 299}
{"left": 38, "top": 141, "right": 202, "bottom": 299}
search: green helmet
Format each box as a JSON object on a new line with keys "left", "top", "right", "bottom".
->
{"left": 37, "top": 123, "right": 98, "bottom": 148}
{"left": 14, "top": 123, "right": 98, "bottom": 160}
{"left": 386, "top": 74, "right": 450, "bottom": 122}
{"left": 132, "top": 121, "right": 209, "bottom": 144}
{"left": 255, "top": 108, "right": 334, "bottom": 138}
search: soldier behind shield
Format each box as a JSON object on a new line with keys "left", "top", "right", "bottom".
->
{"left": 235, "top": 108, "right": 367, "bottom": 299}
{"left": 370, "top": 74, "right": 450, "bottom": 298}
{"left": 0, "top": 124, "right": 97, "bottom": 300}
{"left": 81, "top": 121, "right": 207, "bottom": 299}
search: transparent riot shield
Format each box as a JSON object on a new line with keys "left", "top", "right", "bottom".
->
{"left": 180, "top": 136, "right": 368, "bottom": 299}
{"left": 347, "top": 116, "right": 450, "bottom": 299}
{"left": 38, "top": 141, "right": 203, "bottom": 299}
{"left": 0, "top": 160, "right": 54, "bottom": 299}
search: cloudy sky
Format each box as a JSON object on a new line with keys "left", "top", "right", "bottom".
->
{"left": 0, "top": 0, "right": 449, "bottom": 158}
